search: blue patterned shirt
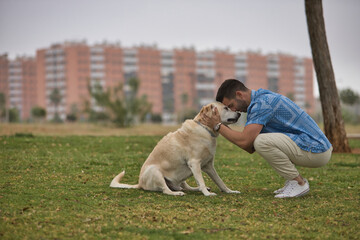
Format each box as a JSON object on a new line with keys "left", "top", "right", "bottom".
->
{"left": 246, "top": 89, "right": 332, "bottom": 153}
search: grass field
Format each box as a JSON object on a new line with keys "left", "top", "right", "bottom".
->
{"left": 0, "top": 124, "right": 360, "bottom": 239}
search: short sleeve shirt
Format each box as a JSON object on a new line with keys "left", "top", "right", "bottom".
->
{"left": 246, "top": 89, "right": 332, "bottom": 153}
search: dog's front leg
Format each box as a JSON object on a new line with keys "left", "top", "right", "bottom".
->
{"left": 188, "top": 159, "right": 216, "bottom": 196}
{"left": 203, "top": 162, "right": 240, "bottom": 194}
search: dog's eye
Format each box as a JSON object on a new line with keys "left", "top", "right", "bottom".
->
{"left": 224, "top": 107, "right": 229, "bottom": 111}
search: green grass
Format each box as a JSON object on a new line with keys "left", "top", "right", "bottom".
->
{"left": 0, "top": 135, "right": 359, "bottom": 239}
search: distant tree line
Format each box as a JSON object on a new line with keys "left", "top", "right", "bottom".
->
{"left": 0, "top": 77, "right": 158, "bottom": 127}
{"left": 312, "top": 88, "right": 360, "bottom": 124}
{"left": 2, "top": 83, "right": 359, "bottom": 126}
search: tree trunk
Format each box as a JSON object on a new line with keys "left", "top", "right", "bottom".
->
{"left": 305, "top": 0, "right": 351, "bottom": 152}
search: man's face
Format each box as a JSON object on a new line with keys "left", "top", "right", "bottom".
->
{"left": 223, "top": 95, "right": 248, "bottom": 112}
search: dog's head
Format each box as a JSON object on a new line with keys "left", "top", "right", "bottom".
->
{"left": 197, "top": 102, "right": 241, "bottom": 125}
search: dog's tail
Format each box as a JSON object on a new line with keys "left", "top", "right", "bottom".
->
{"left": 109, "top": 171, "right": 139, "bottom": 189}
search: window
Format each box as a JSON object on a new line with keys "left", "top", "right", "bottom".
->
{"left": 268, "top": 77, "right": 278, "bottom": 93}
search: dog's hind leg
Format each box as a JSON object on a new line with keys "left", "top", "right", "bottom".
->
{"left": 140, "top": 165, "right": 185, "bottom": 196}
{"left": 165, "top": 178, "right": 182, "bottom": 191}
{"left": 181, "top": 181, "right": 199, "bottom": 191}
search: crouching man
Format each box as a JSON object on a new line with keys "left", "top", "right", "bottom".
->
{"left": 203, "top": 79, "right": 332, "bottom": 198}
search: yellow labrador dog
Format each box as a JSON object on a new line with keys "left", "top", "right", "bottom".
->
{"left": 110, "top": 102, "right": 241, "bottom": 196}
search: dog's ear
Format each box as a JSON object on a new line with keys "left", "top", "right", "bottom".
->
{"left": 200, "top": 104, "right": 214, "bottom": 118}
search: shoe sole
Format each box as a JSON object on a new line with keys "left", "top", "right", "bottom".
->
{"left": 296, "top": 188, "right": 310, "bottom": 197}
{"left": 275, "top": 188, "right": 310, "bottom": 198}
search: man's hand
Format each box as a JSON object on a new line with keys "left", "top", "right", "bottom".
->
{"left": 201, "top": 107, "right": 221, "bottom": 129}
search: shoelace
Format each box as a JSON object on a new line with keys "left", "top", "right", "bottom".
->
{"left": 282, "top": 181, "right": 298, "bottom": 196}
{"left": 279, "top": 180, "right": 290, "bottom": 192}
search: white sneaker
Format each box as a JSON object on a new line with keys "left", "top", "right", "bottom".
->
{"left": 275, "top": 179, "right": 309, "bottom": 198}
{"left": 273, "top": 180, "right": 290, "bottom": 194}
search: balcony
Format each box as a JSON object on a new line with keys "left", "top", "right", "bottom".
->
{"left": 195, "top": 68, "right": 215, "bottom": 78}
{"left": 90, "top": 55, "right": 104, "bottom": 62}
{"left": 196, "top": 60, "right": 215, "bottom": 68}
{"left": 90, "top": 72, "right": 105, "bottom": 78}
{"left": 90, "top": 64, "right": 105, "bottom": 70}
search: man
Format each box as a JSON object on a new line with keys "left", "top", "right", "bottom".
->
{"left": 204, "top": 79, "right": 332, "bottom": 198}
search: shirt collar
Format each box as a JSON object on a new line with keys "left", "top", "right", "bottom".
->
{"left": 251, "top": 89, "right": 255, "bottom": 103}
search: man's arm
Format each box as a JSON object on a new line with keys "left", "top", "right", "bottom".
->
{"left": 218, "top": 123, "right": 263, "bottom": 154}
{"left": 201, "top": 107, "right": 263, "bottom": 153}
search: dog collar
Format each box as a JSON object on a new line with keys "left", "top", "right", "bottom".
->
{"left": 195, "top": 121, "right": 217, "bottom": 138}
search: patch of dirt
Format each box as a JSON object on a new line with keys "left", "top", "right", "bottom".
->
{"left": 350, "top": 148, "right": 360, "bottom": 154}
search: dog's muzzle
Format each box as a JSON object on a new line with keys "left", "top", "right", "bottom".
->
{"left": 227, "top": 112, "right": 241, "bottom": 123}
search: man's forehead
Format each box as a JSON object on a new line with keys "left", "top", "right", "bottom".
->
{"left": 222, "top": 97, "right": 232, "bottom": 105}
{"left": 222, "top": 98, "right": 235, "bottom": 107}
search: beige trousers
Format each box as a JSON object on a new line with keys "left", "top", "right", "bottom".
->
{"left": 253, "top": 133, "right": 332, "bottom": 180}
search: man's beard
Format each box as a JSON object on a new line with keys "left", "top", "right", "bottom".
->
{"left": 236, "top": 98, "right": 248, "bottom": 112}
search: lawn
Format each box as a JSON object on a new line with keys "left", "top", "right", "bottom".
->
{"left": 0, "top": 130, "right": 359, "bottom": 239}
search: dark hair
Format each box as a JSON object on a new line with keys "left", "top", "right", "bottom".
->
{"left": 216, "top": 79, "right": 248, "bottom": 102}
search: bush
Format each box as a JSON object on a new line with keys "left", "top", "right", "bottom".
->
{"left": 342, "top": 108, "right": 359, "bottom": 124}
{"left": 151, "top": 114, "right": 162, "bottom": 123}
{"left": 9, "top": 108, "right": 19, "bottom": 123}
{"left": 31, "top": 106, "right": 46, "bottom": 122}
{"left": 88, "top": 111, "right": 110, "bottom": 122}
{"left": 66, "top": 113, "right": 77, "bottom": 122}
{"left": 51, "top": 112, "right": 63, "bottom": 123}
{"left": 88, "top": 77, "right": 152, "bottom": 127}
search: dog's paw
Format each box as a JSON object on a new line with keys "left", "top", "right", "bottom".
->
{"left": 174, "top": 191, "right": 185, "bottom": 196}
{"left": 204, "top": 192, "right": 217, "bottom": 196}
{"left": 226, "top": 190, "right": 241, "bottom": 194}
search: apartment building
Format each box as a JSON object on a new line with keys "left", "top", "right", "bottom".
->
{"left": 0, "top": 56, "right": 37, "bottom": 120}
{"left": 173, "top": 48, "right": 197, "bottom": 113}
{"left": 0, "top": 54, "right": 9, "bottom": 114}
{"left": 137, "top": 46, "right": 162, "bottom": 114}
{"left": 36, "top": 41, "right": 125, "bottom": 120}
{"left": 0, "top": 41, "right": 315, "bottom": 121}
{"left": 37, "top": 42, "right": 89, "bottom": 120}
{"left": 89, "top": 44, "right": 123, "bottom": 112}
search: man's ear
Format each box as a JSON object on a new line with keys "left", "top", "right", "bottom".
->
{"left": 235, "top": 90, "right": 244, "bottom": 99}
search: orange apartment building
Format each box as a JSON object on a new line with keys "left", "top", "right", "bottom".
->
{"left": 137, "top": 47, "right": 162, "bottom": 114}
{"left": 37, "top": 42, "right": 91, "bottom": 120}
{"left": 173, "top": 48, "right": 196, "bottom": 113}
{"left": 36, "top": 41, "right": 125, "bottom": 120}
{"left": 0, "top": 41, "right": 315, "bottom": 121}
{"left": 0, "top": 56, "right": 37, "bottom": 120}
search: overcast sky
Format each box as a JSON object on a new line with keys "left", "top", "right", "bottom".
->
{"left": 0, "top": 0, "right": 359, "bottom": 96}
